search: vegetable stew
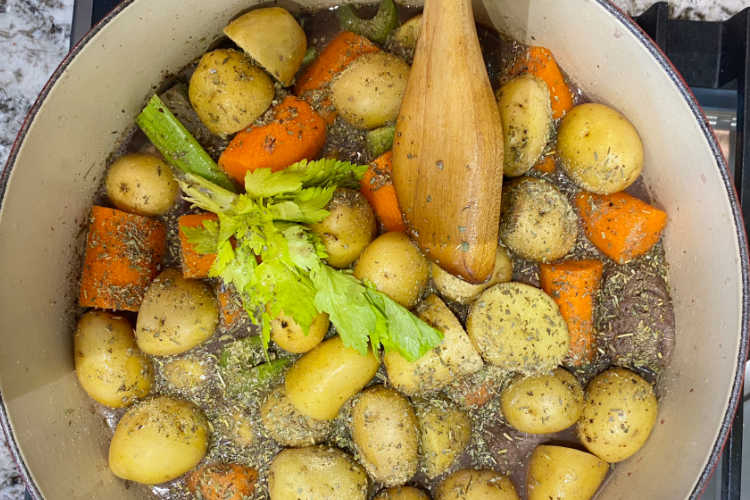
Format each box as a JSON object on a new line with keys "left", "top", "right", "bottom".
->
{"left": 72, "top": 2, "right": 675, "bottom": 499}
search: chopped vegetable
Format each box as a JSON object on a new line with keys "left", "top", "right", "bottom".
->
{"left": 534, "top": 154, "right": 556, "bottom": 173}
{"left": 540, "top": 259, "right": 604, "bottom": 366}
{"left": 218, "top": 335, "right": 265, "bottom": 370}
{"left": 222, "top": 358, "right": 291, "bottom": 397}
{"left": 336, "top": 0, "right": 400, "bottom": 44}
{"left": 180, "top": 158, "right": 442, "bottom": 360}
{"left": 295, "top": 31, "right": 379, "bottom": 120}
{"left": 218, "top": 96, "right": 327, "bottom": 183}
{"left": 359, "top": 151, "right": 407, "bottom": 232}
{"left": 187, "top": 463, "right": 258, "bottom": 500}
{"left": 511, "top": 46, "right": 574, "bottom": 120}
{"left": 366, "top": 125, "right": 395, "bottom": 157}
{"left": 135, "top": 95, "right": 237, "bottom": 191}
{"left": 217, "top": 283, "right": 245, "bottom": 330}
{"left": 575, "top": 191, "right": 667, "bottom": 264}
{"left": 178, "top": 213, "right": 217, "bottom": 278}
{"left": 79, "top": 206, "right": 166, "bottom": 311}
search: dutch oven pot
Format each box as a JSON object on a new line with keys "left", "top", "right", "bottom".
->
{"left": 1, "top": 0, "right": 748, "bottom": 498}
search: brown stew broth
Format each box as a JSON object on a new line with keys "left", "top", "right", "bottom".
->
{"left": 88, "top": 4, "right": 674, "bottom": 499}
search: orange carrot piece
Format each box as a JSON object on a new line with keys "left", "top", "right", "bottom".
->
{"left": 79, "top": 206, "right": 166, "bottom": 311}
{"left": 217, "top": 283, "right": 246, "bottom": 330}
{"left": 218, "top": 96, "right": 327, "bottom": 183}
{"left": 360, "top": 151, "right": 407, "bottom": 232}
{"left": 575, "top": 191, "right": 668, "bottom": 264}
{"left": 187, "top": 463, "right": 258, "bottom": 500}
{"left": 511, "top": 46, "right": 574, "bottom": 119}
{"left": 295, "top": 31, "right": 379, "bottom": 121}
{"left": 540, "top": 259, "right": 604, "bottom": 366}
{"left": 178, "top": 213, "right": 217, "bottom": 279}
{"left": 534, "top": 154, "right": 556, "bottom": 173}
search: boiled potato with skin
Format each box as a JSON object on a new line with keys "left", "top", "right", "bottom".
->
{"left": 285, "top": 336, "right": 380, "bottom": 420}
{"left": 105, "top": 154, "right": 178, "bottom": 216}
{"left": 311, "top": 188, "right": 377, "bottom": 268}
{"left": 161, "top": 357, "right": 208, "bottom": 392}
{"left": 268, "top": 446, "right": 368, "bottom": 500}
{"left": 577, "top": 367, "right": 658, "bottom": 463}
{"left": 109, "top": 396, "right": 208, "bottom": 484}
{"left": 261, "top": 386, "right": 331, "bottom": 447}
{"left": 501, "top": 368, "right": 583, "bottom": 434}
{"left": 74, "top": 311, "right": 152, "bottom": 408}
{"left": 527, "top": 445, "right": 608, "bottom": 500}
{"left": 135, "top": 268, "right": 218, "bottom": 356}
{"left": 332, "top": 52, "right": 409, "bottom": 129}
{"left": 467, "top": 282, "right": 569, "bottom": 373}
{"left": 431, "top": 246, "right": 513, "bottom": 304}
{"left": 385, "top": 294, "right": 483, "bottom": 395}
{"left": 436, "top": 469, "right": 520, "bottom": 500}
{"left": 499, "top": 177, "right": 577, "bottom": 262}
{"left": 558, "top": 103, "right": 644, "bottom": 194}
{"left": 271, "top": 311, "right": 329, "bottom": 354}
{"left": 188, "top": 49, "right": 274, "bottom": 136}
{"left": 416, "top": 398, "right": 471, "bottom": 479}
{"left": 496, "top": 75, "right": 553, "bottom": 177}
{"left": 375, "top": 486, "right": 430, "bottom": 500}
{"left": 391, "top": 15, "right": 422, "bottom": 51}
{"left": 354, "top": 232, "right": 429, "bottom": 308}
{"left": 224, "top": 7, "right": 307, "bottom": 86}
{"left": 351, "top": 385, "right": 419, "bottom": 486}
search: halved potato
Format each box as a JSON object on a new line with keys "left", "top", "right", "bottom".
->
{"left": 224, "top": 7, "right": 307, "bottom": 86}
{"left": 467, "top": 282, "right": 569, "bottom": 373}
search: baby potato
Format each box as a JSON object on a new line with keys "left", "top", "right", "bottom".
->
{"left": 188, "top": 49, "right": 274, "bottom": 136}
{"left": 416, "top": 399, "right": 471, "bottom": 479}
{"left": 224, "top": 7, "right": 307, "bottom": 86}
{"left": 108, "top": 396, "right": 209, "bottom": 484}
{"left": 268, "top": 446, "right": 368, "bottom": 500}
{"left": 390, "top": 15, "right": 422, "bottom": 52}
{"left": 499, "top": 177, "right": 577, "bottom": 262}
{"left": 577, "top": 367, "right": 658, "bottom": 463}
{"left": 271, "top": 311, "right": 329, "bottom": 354}
{"left": 354, "top": 232, "right": 429, "bottom": 308}
{"left": 385, "top": 294, "right": 483, "bottom": 395}
{"left": 311, "top": 188, "right": 377, "bottom": 268}
{"left": 436, "top": 469, "right": 519, "bottom": 500}
{"left": 527, "top": 445, "right": 609, "bottom": 500}
{"left": 351, "top": 386, "right": 419, "bottom": 486}
{"left": 467, "top": 282, "right": 569, "bottom": 373}
{"left": 558, "top": 103, "right": 644, "bottom": 194}
{"left": 74, "top": 311, "right": 152, "bottom": 408}
{"left": 332, "top": 52, "right": 410, "bottom": 129}
{"left": 135, "top": 268, "right": 218, "bottom": 356}
{"left": 375, "top": 486, "right": 430, "bottom": 500}
{"left": 431, "top": 246, "right": 513, "bottom": 304}
{"left": 500, "top": 368, "right": 583, "bottom": 434}
{"left": 285, "top": 336, "right": 380, "bottom": 420}
{"left": 261, "top": 386, "right": 332, "bottom": 447}
{"left": 496, "top": 74, "right": 553, "bottom": 177}
{"left": 161, "top": 357, "right": 208, "bottom": 392}
{"left": 105, "top": 153, "right": 178, "bottom": 216}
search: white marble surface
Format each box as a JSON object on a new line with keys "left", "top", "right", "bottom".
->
{"left": 0, "top": 0, "right": 747, "bottom": 498}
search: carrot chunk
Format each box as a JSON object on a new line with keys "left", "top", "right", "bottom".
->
{"left": 218, "top": 96, "right": 327, "bottom": 183}
{"left": 575, "top": 191, "right": 667, "bottom": 264}
{"left": 511, "top": 46, "right": 574, "bottom": 119}
{"left": 360, "top": 151, "right": 407, "bottom": 232}
{"left": 295, "top": 31, "right": 379, "bottom": 121}
{"left": 540, "top": 259, "right": 604, "bottom": 366}
{"left": 187, "top": 463, "right": 258, "bottom": 500}
{"left": 79, "top": 206, "right": 165, "bottom": 311}
{"left": 217, "top": 283, "right": 246, "bottom": 330}
{"left": 178, "top": 213, "right": 217, "bottom": 278}
{"left": 534, "top": 154, "right": 556, "bottom": 173}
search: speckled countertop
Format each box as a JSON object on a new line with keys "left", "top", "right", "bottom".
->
{"left": 0, "top": 0, "right": 747, "bottom": 498}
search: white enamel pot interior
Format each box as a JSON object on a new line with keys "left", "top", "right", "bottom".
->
{"left": 1, "top": 0, "right": 747, "bottom": 498}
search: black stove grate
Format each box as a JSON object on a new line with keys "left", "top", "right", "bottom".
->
{"left": 62, "top": 1, "right": 749, "bottom": 500}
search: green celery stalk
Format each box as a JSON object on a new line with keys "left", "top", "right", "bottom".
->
{"left": 222, "top": 358, "right": 291, "bottom": 397}
{"left": 136, "top": 95, "right": 238, "bottom": 192}
{"left": 336, "top": 0, "right": 399, "bottom": 44}
{"left": 366, "top": 125, "right": 395, "bottom": 158}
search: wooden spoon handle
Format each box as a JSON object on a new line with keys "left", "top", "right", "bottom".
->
{"left": 393, "top": 0, "right": 504, "bottom": 283}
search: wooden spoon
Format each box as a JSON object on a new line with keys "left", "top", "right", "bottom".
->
{"left": 392, "top": 0, "right": 504, "bottom": 284}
